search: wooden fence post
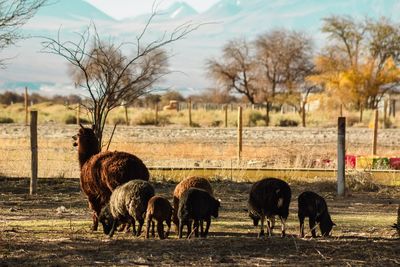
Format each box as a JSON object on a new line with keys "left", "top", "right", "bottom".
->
{"left": 339, "top": 104, "right": 343, "bottom": 117}
{"left": 337, "top": 117, "right": 346, "bottom": 197}
{"left": 392, "top": 100, "right": 396, "bottom": 118}
{"left": 383, "top": 100, "right": 388, "bottom": 129}
{"left": 24, "top": 87, "right": 29, "bottom": 126}
{"left": 224, "top": 105, "right": 228, "bottom": 128}
{"left": 372, "top": 109, "right": 379, "bottom": 155}
{"left": 124, "top": 105, "right": 129, "bottom": 126}
{"left": 30, "top": 111, "right": 38, "bottom": 195}
{"left": 188, "top": 98, "right": 192, "bottom": 127}
{"left": 237, "top": 106, "right": 243, "bottom": 162}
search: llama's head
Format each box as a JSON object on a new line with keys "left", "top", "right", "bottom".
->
{"left": 319, "top": 214, "right": 336, "bottom": 237}
{"left": 73, "top": 124, "right": 100, "bottom": 167}
{"left": 99, "top": 204, "right": 115, "bottom": 235}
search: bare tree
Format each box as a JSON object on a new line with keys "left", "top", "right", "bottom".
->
{"left": 254, "top": 29, "right": 314, "bottom": 125}
{"left": 0, "top": 0, "right": 47, "bottom": 63}
{"left": 41, "top": 9, "right": 202, "bottom": 147}
{"left": 206, "top": 39, "right": 258, "bottom": 104}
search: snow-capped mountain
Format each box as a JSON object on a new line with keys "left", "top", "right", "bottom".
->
{"left": 1, "top": 0, "right": 400, "bottom": 95}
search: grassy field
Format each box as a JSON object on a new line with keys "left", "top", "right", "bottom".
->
{"left": 0, "top": 177, "right": 399, "bottom": 266}
{"left": 1, "top": 102, "right": 398, "bottom": 128}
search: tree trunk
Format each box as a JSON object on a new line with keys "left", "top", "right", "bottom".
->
{"left": 359, "top": 104, "right": 363, "bottom": 123}
{"left": 265, "top": 102, "right": 271, "bottom": 126}
{"left": 301, "top": 101, "right": 306, "bottom": 127}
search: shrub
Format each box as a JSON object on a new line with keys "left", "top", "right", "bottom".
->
{"left": 248, "top": 111, "right": 264, "bottom": 127}
{"left": 210, "top": 120, "right": 222, "bottom": 127}
{"left": 0, "top": 117, "right": 14, "bottom": 123}
{"left": 346, "top": 171, "right": 380, "bottom": 192}
{"left": 134, "top": 112, "right": 170, "bottom": 126}
{"left": 64, "top": 115, "right": 89, "bottom": 125}
{"left": 276, "top": 119, "right": 299, "bottom": 127}
{"left": 113, "top": 117, "right": 127, "bottom": 125}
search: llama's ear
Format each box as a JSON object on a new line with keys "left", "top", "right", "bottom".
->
{"left": 333, "top": 222, "right": 337, "bottom": 226}
{"left": 79, "top": 123, "right": 85, "bottom": 129}
{"left": 91, "top": 124, "right": 95, "bottom": 130}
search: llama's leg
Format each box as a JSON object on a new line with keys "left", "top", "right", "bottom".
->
{"left": 157, "top": 220, "right": 165, "bottom": 239}
{"left": 299, "top": 215, "right": 305, "bottom": 238}
{"left": 279, "top": 216, "right": 286, "bottom": 237}
{"left": 268, "top": 216, "right": 275, "bottom": 231}
{"left": 309, "top": 217, "right": 317, "bottom": 238}
{"left": 92, "top": 212, "right": 99, "bottom": 231}
{"left": 173, "top": 197, "right": 179, "bottom": 232}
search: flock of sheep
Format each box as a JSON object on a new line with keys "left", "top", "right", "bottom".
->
{"left": 73, "top": 124, "right": 397, "bottom": 239}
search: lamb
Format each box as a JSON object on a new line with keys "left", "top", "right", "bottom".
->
{"left": 99, "top": 180, "right": 155, "bottom": 238}
{"left": 172, "top": 176, "right": 213, "bottom": 229}
{"left": 178, "top": 188, "right": 220, "bottom": 239}
{"left": 73, "top": 124, "right": 149, "bottom": 231}
{"left": 298, "top": 191, "right": 335, "bottom": 238}
{"left": 248, "top": 177, "right": 291, "bottom": 238}
{"left": 145, "top": 196, "right": 173, "bottom": 239}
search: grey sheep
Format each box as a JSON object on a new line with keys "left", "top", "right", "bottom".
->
{"left": 99, "top": 180, "right": 155, "bottom": 237}
{"left": 178, "top": 188, "right": 220, "bottom": 239}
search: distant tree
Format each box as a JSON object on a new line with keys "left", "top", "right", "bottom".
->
{"left": 189, "top": 88, "right": 239, "bottom": 104}
{"left": 41, "top": 9, "right": 201, "bottom": 147}
{"left": 254, "top": 29, "right": 314, "bottom": 125}
{"left": 310, "top": 16, "right": 400, "bottom": 117}
{"left": 143, "top": 93, "right": 161, "bottom": 107}
{"left": 0, "top": 91, "right": 23, "bottom": 104}
{"left": 207, "top": 39, "right": 258, "bottom": 105}
{"left": 0, "top": 0, "right": 47, "bottom": 65}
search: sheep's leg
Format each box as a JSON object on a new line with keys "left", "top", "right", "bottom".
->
{"left": 151, "top": 221, "right": 156, "bottom": 237}
{"left": 165, "top": 218, "right": 171, "bottom": 238}
{"left": 136, "top": 218, "right": 144, "bottom": 237}
{"left": 92, "top": 212, "right": 99, "bottom": 231}
{"left": 186, "top": 221, "right": 192, "bottom": 238}
{"left": 309, "top": 217, "right": 317, "bottom": 238}
{"left": 259, "top": 215, "right": 266, "bottom": 238}
{"left": 299, "top": 215, "right": 305, "bottom": 238}
{"left": 279, "top": 216, "right": 286, "bottom": 237}
{"left": 157, "top": 220, "right": 165, "bottom": 239}
{"left": 268, "top": 216, "right": 275, "bottom": 231}
{"left": 178, "top": 219, "right": 184, "bottom": 239}
{"left": 108, "top": 219, "right": 118, "bottom": 238}
{"left": 193, "top": 220, "right": 199, "bottom": 237}
{"left": 145, "top": 216, "right": 152, "bottom": 239}
{"left": 131, "top": 218, "right": 137, "bottom": 236}
{"left": 200, "top": 220, "right": 205, "bottom": 237}
{"left": 203, "top": 218, "right": 211, "bottom": 238}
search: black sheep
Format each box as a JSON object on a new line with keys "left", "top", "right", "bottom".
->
{"left": 298, "top": 191, "right": 335, "bottom": 238}
{"left": 248, "top": 177, "right": 291, "bottom": 237}
{"left": 178, "top": 188, "right": 220, "bottom": 239}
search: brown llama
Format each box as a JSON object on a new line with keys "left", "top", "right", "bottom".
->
{"left": 73, "top": 124, "right": 149, "bottom": 231}
{"left": 172, "top": 176, "right": 213, "bottom": 230}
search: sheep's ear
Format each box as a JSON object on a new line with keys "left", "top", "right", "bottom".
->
{"left": 79, "top": 123, "right": 85, "bottom": 129}
{"left": 333, "top": 222, "right": 337, "bottom": 226}
{"left": 243, "top": 208, "right": 248, "bottom": 212}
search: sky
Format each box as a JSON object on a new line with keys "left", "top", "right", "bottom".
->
{"left": 85, "top": 0, "right": 220, "bottom": 20}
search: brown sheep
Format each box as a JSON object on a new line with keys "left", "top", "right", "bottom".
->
{"left": 172, "top": 176, "right": 213, "bottom": 229}
{"left": 73, "top": 124, "right": 149, "bottom": 231}
{"left": 145, "top": 196, "right": 173, "bottom": 239}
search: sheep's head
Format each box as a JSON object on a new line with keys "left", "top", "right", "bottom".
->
{"left": 99, "top": 204, "right": 115, "bottom": 235}
{"left": 211, "top": 198, "right": 221, "bottom": 218}
{"left": 320, "top": 216, "right": 335, "bottom": 237}
{"left": 249, "top": 210, "right": 260, "bottom": 226}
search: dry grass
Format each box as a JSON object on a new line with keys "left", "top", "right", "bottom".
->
{"left": 0, "top": 177, "right": 399, "bottom": 266}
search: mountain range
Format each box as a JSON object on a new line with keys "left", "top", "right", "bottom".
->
{"left": 1, "top": 0, "right": 399, "bottom": 96}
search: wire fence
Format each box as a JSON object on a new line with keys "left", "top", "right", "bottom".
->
{"left": 1, "top": 124, "right": 399, "bottom": 179}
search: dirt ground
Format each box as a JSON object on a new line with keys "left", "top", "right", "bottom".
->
{"left": 0, "top": 177, "right": 399, "bottom": 266}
